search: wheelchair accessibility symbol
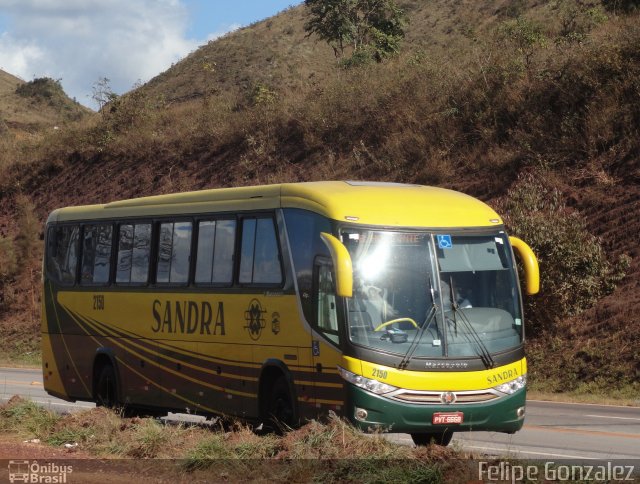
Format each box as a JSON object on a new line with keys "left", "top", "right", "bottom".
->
{"left": 437, "top": 235, "right": 453, "bottom": 249}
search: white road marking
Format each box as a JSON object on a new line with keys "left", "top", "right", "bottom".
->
{"left": 32, "top": 401, "right": 94, "bottom": 408}
{"left": 461, "top": 444, "right": 600, "bottom": 460}
{"left": 528, "top": 399, "right": 640, "bottom": 409}
{"left": 0, "top": 397, "right": 94, "bottom": 409}
{"left": 585, "top": 414, "right": 640, "bottom": 421}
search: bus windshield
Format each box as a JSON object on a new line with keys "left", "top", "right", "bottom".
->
{"left": 341, "top": 229, "right": 523, "bottom": 359}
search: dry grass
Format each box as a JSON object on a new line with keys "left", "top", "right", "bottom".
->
{"left": 0, "top": 399, "right": 461, "bottom": 482}
{"left": 6, "top": 2, "right": 638, "bottom": 190}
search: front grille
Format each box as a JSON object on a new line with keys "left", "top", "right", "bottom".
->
{"left": 393, "top": 393, "right": 442, "bottom": 404}
{"left": 388, "top": 389, "right": 501, "bottom": 405}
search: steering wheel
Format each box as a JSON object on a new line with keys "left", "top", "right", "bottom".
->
{"left": 374, "top": 318, "right": 419, "bottom": 332}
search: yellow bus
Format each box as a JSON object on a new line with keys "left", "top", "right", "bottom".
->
{"left": 42, "top": 181, "right": 538, "bottom": 445}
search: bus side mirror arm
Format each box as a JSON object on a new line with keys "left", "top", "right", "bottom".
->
{"left": 509, "top": 236, "right": 540, "bottom": 296}
{"left": 320, "top": 232, "right": 353, "bottom": 298}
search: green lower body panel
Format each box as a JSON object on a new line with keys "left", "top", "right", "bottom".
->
{"left": 346, "top": 385, "right": 526, "bottom": 434}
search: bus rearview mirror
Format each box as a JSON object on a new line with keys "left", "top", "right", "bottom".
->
{"left": 320, "top": 232, "right": 353, "bottom": 298}
{"left": 509, "top": 236, "right": 540, "bottom": 296}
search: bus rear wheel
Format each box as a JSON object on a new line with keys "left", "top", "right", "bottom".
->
{"left": 266, "top": 376, "right": 295, "bottom": 433}
{"left": 95, "top": 364, "right": 118, "bottom": 409}
{"left": 411, "top": 431, "right": 453, "bottom": 446}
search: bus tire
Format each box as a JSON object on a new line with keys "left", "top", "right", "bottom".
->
{"left": 266, "top": 376, "right": 295, "bottom": 433}
{"left": 95, "top": 364, "right": 119, "bottom": 409}
{"left": 410, "top": 431, "right": 453, "bottom": 446}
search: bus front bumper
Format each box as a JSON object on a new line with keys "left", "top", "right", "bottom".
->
{"left": 345, "top": 384, "right": 526, "bottom": 434}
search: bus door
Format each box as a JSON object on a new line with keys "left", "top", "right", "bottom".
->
{"left": 311, "top": 258, "right": 345, "bottom": 414}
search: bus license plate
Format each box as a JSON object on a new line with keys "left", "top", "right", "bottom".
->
{"left": 432, "top": 412, "right": 463, "bottom": 425}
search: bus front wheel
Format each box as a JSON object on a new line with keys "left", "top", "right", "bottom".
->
{"left": 411, "top": 431, "right": 453, "bottom": 446}
{"left": 266, "top": 376, "right": 294, "bottom": 432}
{"left": 95, "top": 364, "right": 118, "bottom": 409}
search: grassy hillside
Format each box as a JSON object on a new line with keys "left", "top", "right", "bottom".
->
{"left": 0, "top": 70, "right": 93, "bottom": 172}
{"left": 0, "top": 0, "right": 637, "bottom": 396}
{"left": 0, "top": 71, "right": 91, "bottom": 131}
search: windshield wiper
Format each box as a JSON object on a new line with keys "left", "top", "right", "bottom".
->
{"left": 448, "top": 276, "right": 495, "bottom": 369}
{"left": 399, "top": 277, "right": 437, "bottom": 370}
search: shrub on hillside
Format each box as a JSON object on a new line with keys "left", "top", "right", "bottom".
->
{"left": 556, "top": 1, "right": 608, "bottom": 44}
{"left": 15, "top": 78, "right": 67, "bottom": 107}
{"left": 14, "top": 194, "right": 40, "bottom": 261}
{"left": 0, "top": 236, "right": 18, "bottom": 310}
{"left": 497, "top": 170, "right": 630, "bottom": 335}
{"left": 496, "top": 16, "right": 547, "bottom": 71}
{"left": 250, "top": 83, "right": 278, "bottom": 107}
{"left": 602, "top": 0, "right": 639, "bottom": 13}
{"left": 0, "top": 236, "right": 17, "bottom": 281}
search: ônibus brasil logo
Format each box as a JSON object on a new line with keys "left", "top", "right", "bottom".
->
{"left": 8, "top": 460, "right": 73, "bottom": 483}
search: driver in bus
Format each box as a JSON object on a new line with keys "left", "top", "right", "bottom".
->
{"left": 351, "top": 277, "right": 397, "bottom": 329}
{"left": 361, "top": 284, "right": 397, "bottom": 326}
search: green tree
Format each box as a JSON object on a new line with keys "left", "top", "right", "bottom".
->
{"left": 304, "top": 0, "right": 406, "bottom": 64}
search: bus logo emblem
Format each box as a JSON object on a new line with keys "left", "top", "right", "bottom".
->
{"left": 440, "top": 391, "right": 456, "bottom": 404}
{"left": 244, "top": 299, "right": 267, "bottom": 340}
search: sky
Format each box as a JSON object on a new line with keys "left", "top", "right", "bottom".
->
{"left": 0, "top": 0, "right": 301, "bottom": 109}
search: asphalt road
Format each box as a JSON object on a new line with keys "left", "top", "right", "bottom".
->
{"left": 0, "top": 367, "right": 95, "bottom": 413}
{"left": 2, "top": 367, "right": 639, "bottom": 463}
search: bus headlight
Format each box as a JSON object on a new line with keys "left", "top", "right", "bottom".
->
{"left": 337, "top": 366, "right": 398, "bottom": 395}
{"left": 494, "top": 374, "right": 527, "bottom": 394}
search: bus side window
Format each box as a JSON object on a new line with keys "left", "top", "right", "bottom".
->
{"left": 116, "top": 223, "right": 151, "bottom": 284}
{"left": 316, "top": 262, "right": 340, "bottom": 345}
{"left": 156, "top": 221, "right": 192, "bottom": 284}
{"left": 239, "top": 217, "right": 282, "bottom": 285}
{"left": 47, "top": 225, "right": 80, "bottom": 285}
{"left": 80, "top": 224, "right": 113, "bottom": 285}
{"left": 195, "top": 219, "right": 236, "bottom": 285}
{"left": 212, "top": 220, "right": 235, "bottom": 283}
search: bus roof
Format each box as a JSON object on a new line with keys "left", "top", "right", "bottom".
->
{"left": 47, "top": 181, "right": 502, "bottom": 228}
